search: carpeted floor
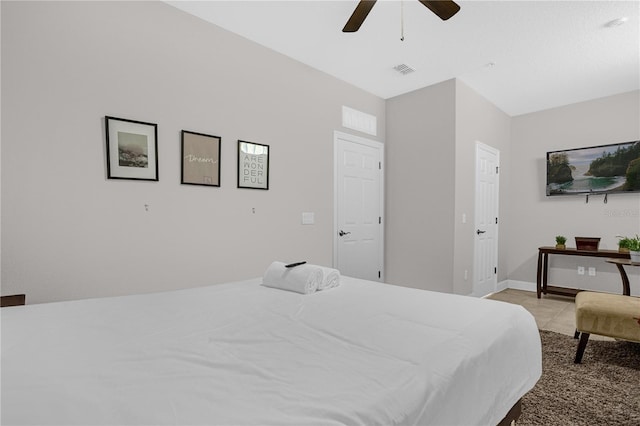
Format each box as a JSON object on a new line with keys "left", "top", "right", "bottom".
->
{"left": 519, "top": 330, "right": 640, "bottom": 425}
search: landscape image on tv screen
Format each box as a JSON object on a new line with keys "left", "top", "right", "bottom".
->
{"left": 546, "top": 140, "right": 640, "bottom": 196}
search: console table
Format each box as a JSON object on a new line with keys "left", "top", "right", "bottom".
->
{"left": 605, "top": 258, "right": 640, "bottom": 296}
{"left": 536, "top": 247, "right": 630, "bottom": 299}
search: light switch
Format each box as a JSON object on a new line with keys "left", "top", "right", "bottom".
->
{"left": 302, "top": 212, "right": 315, "bottom": 225}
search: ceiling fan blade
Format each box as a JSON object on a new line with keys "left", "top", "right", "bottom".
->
{"left": 418, "top": 0, "right": 460, "bottom": 21}
{"left": 343, "top": 0, "right": 377, "bottom": 33}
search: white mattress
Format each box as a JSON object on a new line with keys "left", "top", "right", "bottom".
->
{"left": 1, "top": 277, "right": 541, "bottom": 425}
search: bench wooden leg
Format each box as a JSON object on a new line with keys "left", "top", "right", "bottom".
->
{"left": 574, "top": 332, "right": 590, "bottom": 364}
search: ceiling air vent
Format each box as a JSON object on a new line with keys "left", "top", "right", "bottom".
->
{"left": 393, "top": 64, "right": 415, "bottom": 75}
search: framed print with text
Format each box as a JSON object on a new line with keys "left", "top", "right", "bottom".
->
{"left": 237, "top": 140, "right": 269, "bottom": 190}
{"left": 105, "top": 116, "right": 158, "bottom": 181}
{"left": 181, "top": 130, "right": 221, "bottom": 186}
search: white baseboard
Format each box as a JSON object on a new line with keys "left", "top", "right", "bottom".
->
{"left": 497, "top": 280, "right": 509, "bottom": 292}
{"left": 477, "top": 280, "right": 537, "bottom": 298}
{"left": 504, "top": 279, "right": 536, "bottom": 293}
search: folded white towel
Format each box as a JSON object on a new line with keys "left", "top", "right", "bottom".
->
{"left": 262, "top": 261, "right": 323, "bottom": 294}
{"left": 315, "top": 266, "right": 341, "bottom": 291}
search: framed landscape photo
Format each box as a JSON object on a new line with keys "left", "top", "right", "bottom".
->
{"left": 181, "top": 130, "right": 221, "bottom": 187}
{"left": 238, "top": 140, "right": 269, "bottom": 190}
{"left": 546, "top": 140, "right": 640, "bottom": 196}
{"left": 105, "top": 116, "right": 158, "bottom": 181}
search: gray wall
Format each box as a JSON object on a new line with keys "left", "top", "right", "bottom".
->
{"left": 385, "top": 80, "right": 456, "bottom": 292}
{"left": 508, "top": 91, "right": 640, "bottom": 295}
{"left": 0, "top": 2, "right": 3, "bottom": 294}
{"left": 453, "top": 80, "right": 511, "bottom": 296}
{"left": 1, "top": 1, "right": 385, "bottom": 303}
{"left": 3, "top": 2, "right": 638, "bottom": 304}
{"left": 385, "top": 81, "right": 638, "bottom": 297}
{"left": 385, "top": 80, "right": 511, "bottom": 295}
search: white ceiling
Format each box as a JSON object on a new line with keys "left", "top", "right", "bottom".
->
{"left": 167, "top": 0, "right": 640, "bottom": 116}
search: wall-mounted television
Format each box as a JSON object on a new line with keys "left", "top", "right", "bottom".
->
{"left": 546, "top": 140, "right": 640, "bottom": 196}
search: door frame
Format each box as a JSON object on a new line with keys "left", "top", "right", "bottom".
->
{"left": 473, "top": 141, "right": 500, "bottom": 297}
{"left": 333, "top": 131, "right": 385, "bottom": 280}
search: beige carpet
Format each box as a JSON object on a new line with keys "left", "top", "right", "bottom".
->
{"left": 519, "top": 330, "right": 640, "bottom": 425}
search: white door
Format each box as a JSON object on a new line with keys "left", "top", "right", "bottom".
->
{"left": 334, "top": 131, "right": 384, "bottom": 281}
{"left": 473, "top": 142, "right": 500, "bottom": 297}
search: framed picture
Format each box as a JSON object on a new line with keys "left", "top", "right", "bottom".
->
{"left": 237, "top": 140, "right": 269, "bottom": 190}
{"left": 546, "top": 140, "right": 640, "bottom": 196}
{"left": 105, "top": 116, "right": 158, "bottom": 181}
{"left": 181, "top": 130, "right": 221, "bottom": 187}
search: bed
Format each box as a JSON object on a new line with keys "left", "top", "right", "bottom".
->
{"left": 1, "top": 276, "right": 541, "bottom": 425}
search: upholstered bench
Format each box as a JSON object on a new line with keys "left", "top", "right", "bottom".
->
{"left": 574, "top": 291, "right": 640, "bottom": 363}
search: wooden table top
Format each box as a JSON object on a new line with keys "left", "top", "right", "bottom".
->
{"left": 606, "top": 258, "right": 640, "bottom": 267}
{"left": 539, "top": 246, "right": 630, "bottom": 259}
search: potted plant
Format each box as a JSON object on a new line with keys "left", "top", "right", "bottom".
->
{"left": 555, "top": 235, "right": 567, "bottom": 250}
{"left": 617, "top": 236, "right": 632, "bottom": 253}
{"left": 627, "top": 235, "right": 640, "bottom": 263}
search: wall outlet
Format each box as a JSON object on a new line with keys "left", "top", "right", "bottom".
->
{"left": 588, "top": 267, "right": 596, "bottom": 276}
{"left": 301, "top": 212, "right": 315, "bottom": 225}
{"left": 577, "top": 266, "right": 585, "bottom": 275}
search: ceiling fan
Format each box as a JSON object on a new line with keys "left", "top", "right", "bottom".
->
{"left": 343, "top": 0, "right": 460, "bottom": 32}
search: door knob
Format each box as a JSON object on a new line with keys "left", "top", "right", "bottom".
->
{"left": 338, "top": 230, "right": 351, "bottom": 237}
{"left": 476, "top": 229, "right": 486, "bottom": 235}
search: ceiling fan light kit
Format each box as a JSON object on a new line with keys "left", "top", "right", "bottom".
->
{"left": 343, "top": 0, "right": 460, "bottom": 33}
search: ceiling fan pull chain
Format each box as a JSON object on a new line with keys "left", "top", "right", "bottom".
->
{"left": 400, "top": 0, "right": 405, "bottom": 41}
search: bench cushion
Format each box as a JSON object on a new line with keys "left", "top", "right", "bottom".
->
{"left": 575, "top": 291, "right": 640, "bottom": 343}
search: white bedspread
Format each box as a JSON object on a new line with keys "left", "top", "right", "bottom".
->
{"left": 1, "top": 277, "right": 541, "bottom": 425}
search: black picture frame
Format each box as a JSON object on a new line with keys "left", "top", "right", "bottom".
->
{"left": 105, "top": 116, "right": 158, "bottom": 181}
{"left": 181, "top": 130, "right": 221, "bottom": 187}
{"left": 546, "top": 140, "right": 640, "bottom": 196}
{"left": 237, "top": 140, "right": 269, "bottom": 190}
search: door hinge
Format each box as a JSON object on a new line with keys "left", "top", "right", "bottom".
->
{"left": 495, "top": 217, "right": 498, "bottom": 224}
{"left": 378, "top": 271, "right": 381, "bottom": 279}
{"left": 494, "top": 267, "right": 497, "bottom": 274}
{"left": 379, "top": 162, "right": 382, "bottom": 170}
{"left": 496, "top": 166, "right": 499, "bottom": 174}
{"left": 379, "top": 216, "right": 382, "bottom": 224}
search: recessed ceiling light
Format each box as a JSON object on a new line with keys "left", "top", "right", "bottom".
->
{"left": 605, "top": 17, "right": 628, "bottom": 28}
{"left": 484, "top": 62, "right": 496, "bottom": 68}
